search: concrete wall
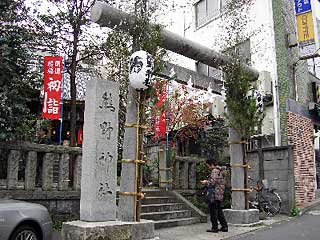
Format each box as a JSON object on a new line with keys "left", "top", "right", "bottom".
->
{"left": 247, "top": 146, "right": 295, "bottom": 213}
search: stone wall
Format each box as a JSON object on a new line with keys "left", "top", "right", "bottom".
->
{"left": 0, "top": 142, "right": 82, "bottom": 220}
{"left": 287, "top": 111, "right": 316, "bottom": 206}
{"left": 247, "top": 146, "right": 295, "bottom": 213}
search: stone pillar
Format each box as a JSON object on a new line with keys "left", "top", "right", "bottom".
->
{"left": 159, "top": 148, "right": 167, "bottom": 188}
{"left": 25, "top": 151, "right": 37, "bottom": 190}
{"left": 230, "top": 128, "right": 245, "bottom": 210}
{"left": 180, "top": 161, "right": 189, "bottom": 190}
{"left": 59, "top": 153, "right": 70, "bottom": 191}
{"left": 224, "top": 126, "right": 259, "bottom": 224}
{"left": 73, "top": 155, "right": 82, "bottom": 191}
{"left": 118, "top": 87, "right": 138, "bottom": 222}
{"left": 188, "top": 162, "right": 196, "bottom": 190}
{"left": 174, "top": 160, "right": 180, "bottom": 189}
{"left": 80, "top": 78, "right": 119, "bottom": 222}
{"left": 7, "top": 150, "right": 20, "bottom": 189}
{"left": 42, "top": 153, "right": 55, "bottom": 191}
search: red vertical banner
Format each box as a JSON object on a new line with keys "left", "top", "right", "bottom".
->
{"left": 42, "top": 56, "right": 63, "bottom": 120}
{"left": 154, "top": 80, "right": 167, "bottom": 137}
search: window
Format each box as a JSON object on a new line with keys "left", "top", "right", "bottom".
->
{"left": 195, "top": 0, "right": 228, "bottom": 27}
{"left": 196, "top": 62, "right": 222, "bottom": 79}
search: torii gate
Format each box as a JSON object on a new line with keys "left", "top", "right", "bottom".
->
{"left": 91, "top": 1, "right": 260, "bottom": 224}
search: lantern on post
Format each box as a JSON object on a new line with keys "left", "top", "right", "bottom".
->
{"left": 129, "top": 50, "right": 154, "bottom": 90}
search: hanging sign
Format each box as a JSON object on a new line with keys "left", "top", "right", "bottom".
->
{"left": 42, "top": 56, "right": 63, "bottom": 120}
{"left": 297, "top": 12, "right": 315, "bottom": 43}
{"left": 294, "top": 0, "right": 311, "bottom": 15}
{"left": 294, "top": 0, "right": 319, "bottom": 57}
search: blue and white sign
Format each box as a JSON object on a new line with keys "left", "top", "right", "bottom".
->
{"left": 294, "top": 0, "right": 311, "bottom": 15}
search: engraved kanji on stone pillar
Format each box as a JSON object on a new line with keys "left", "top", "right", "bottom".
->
{"left": 80, "top": 78, "right": 119, "bottom": 222}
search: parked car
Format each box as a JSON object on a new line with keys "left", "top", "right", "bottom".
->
{"left": 0, "top": 200, "right": 52, "bottom": 240}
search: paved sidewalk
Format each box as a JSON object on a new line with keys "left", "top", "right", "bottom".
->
{"left": 153, "top": 215, "right": 290, "bottom": 240}
{"left": 52, "top": 215, "right": 290, "bottom": 240}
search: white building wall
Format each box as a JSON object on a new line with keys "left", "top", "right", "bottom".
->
{"left": 161, "top": 0, "right": 280, "bottom": 138}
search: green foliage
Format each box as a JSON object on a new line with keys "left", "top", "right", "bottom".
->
{"left": 290, "top": 207, "right": 301, "bottom": 217}
{"left": 224, "top": 62, "right": 264, "bottom": 140}
{"left": 195, "top": 161, "right": 210, "bottom": 188}
{"left": 190, "top": 195, "right": 208, "bottom": 213}
{"left": 0, "top": 0, "right": 40, "bottom": 141}
{"left": 197, "top": 115, "right": 228, "bottom": 159}
{"left": 52, "top": 219, "right": 63, "bottom": 231}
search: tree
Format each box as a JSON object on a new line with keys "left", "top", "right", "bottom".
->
{"left": 37, "top": 0, "right": 174, "bottom": 146}
{"left": 37, "top": 0, "right": 110, "bottom": 146}
{"left": 219, "top": 0, "right": 263, "bottom": 141}
{"left": 0, "top": 0, "right": 41, "bottom": 141}
{"left": 147, "top": 78, "right": 210, "bottom": 144}
{"left": 197, "top": 115, "right": 228, "bottom": 160}
{"left": 219, "top": 0, "right": 264, "bottom": 210}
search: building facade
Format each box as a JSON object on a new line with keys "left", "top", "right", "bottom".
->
{"left": 166, "top": 0, "right": 319, "bottom": 206}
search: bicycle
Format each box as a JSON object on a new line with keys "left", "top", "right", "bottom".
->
{"left": 248, "top": 176, "right": 282, "bottom": 217}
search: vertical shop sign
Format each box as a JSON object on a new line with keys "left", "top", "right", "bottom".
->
{"left": 42, "top": 56, "right": 63, "bottom": 120}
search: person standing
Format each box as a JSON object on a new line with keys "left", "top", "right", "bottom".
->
{"left": 201, "top": 158, "right": 228, "bottom": 233}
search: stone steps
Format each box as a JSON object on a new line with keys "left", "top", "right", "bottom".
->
{"left": 153, "top": 217, "right": 201, "bottom": 229}
{"left": 142, "top": 196, "right": 178, "bottom": 205}
{"left": 140, "top": 190, "right": 206, "bottom": 229}
{"left": 141, "top": 203, "right": 185, "bottom": 213}
{"left": 141, "top": 210, "right": 192, "bottom": 221}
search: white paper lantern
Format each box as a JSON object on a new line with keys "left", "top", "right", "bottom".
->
{"left": 129, "top": 50, "right": 154, "bottom": 90}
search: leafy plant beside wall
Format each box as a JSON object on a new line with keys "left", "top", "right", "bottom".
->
{"left": 224, "top": 61, "right": 264, "bottom": 141}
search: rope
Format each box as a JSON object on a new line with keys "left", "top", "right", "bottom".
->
{"left": 121, "top": 159, "right": 146, "bottom": 164}
{"left": 228, "top": 141, "right": 248, "bottom": 145}
{"left": 231, "top": 164, "right": 251, "bottom": 169}
{"left": 118, "top": 191, "right": 145, "bottom": 198}
{"left": 232, "top": 188, "right": 252, "bottom": 192}
{"left": 124, "top": 123, "right": 148, "bottom": 129}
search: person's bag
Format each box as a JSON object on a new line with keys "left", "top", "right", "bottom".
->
{"left": 202, "top": 185, "right": 216, "bottom": 203}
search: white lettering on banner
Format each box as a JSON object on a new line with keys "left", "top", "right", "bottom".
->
{"left": 47, "top": 61, "right": 54, "bottom": 74}
{"left": 54, "top": 61, "right": 61, "bottom": 74}
{"left": 54, "top": 67, "right": 61, "bottom": 74}
{"left": 47, "top": 77, "right": 61, "bottom": 92}
{"left": 47, "top": 98, "right": 59, "bottom": 114}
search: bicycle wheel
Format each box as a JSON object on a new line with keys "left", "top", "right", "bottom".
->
{"left": 258, "top": 190, "right": 281, "bottom": 217}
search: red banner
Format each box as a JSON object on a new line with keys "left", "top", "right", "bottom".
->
{"left": 42, "top": 56, "right": 63, "bottom": 120}
{"left": 154, "top": 80, "right": 167, "bottom": 137}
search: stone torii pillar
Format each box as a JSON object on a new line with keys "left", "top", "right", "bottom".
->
{"left": 91, "top": 1, "right": 259, "bottom": 224}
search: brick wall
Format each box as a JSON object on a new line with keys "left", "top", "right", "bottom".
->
{"left": 287, "top": 111, "right": 316, "bottom": 206}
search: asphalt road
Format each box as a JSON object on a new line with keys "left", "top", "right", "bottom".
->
{"left": 227, "top": 205, "right": 320, "bottom": 240}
